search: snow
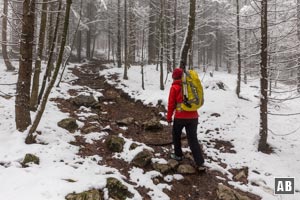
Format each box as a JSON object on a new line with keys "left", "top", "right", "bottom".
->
{"left": 0, "top": 58, "right": 299, "bottom": 200}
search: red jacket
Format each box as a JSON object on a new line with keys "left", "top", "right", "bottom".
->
{"left": 167, "top": 79, "right": 198, "bottom": 122}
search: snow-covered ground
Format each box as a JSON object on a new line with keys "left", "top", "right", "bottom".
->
{"left": 0, "top": 59, "right": 299, "bottom": 200}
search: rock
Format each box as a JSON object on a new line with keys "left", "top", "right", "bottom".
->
{"left": 87, "top": 115, "right": 100, "bottom": 121}
{"left": 129, "top": 143, "right": 139, "bottom": 150}
{"left": 131, "top": 150, "right": 153, "bottom": 168}
{"left": 65, "top": 189, "right": 103, "bottom": 200}
{"left": 168, "top": 159, "right": 179, "bottom": 169}
{"left": 234, "top": 168, "right": 248, "bottom": 184}
{"left": 58, "top": 118, "right": 78, "bottom": 133}
{"left": 106, "top": 177, "right": 133, "bottom": 200}
{"left": 71, "top": 94, "right": 97, "bottom": 108}
{"left": 81, "top": 125, "right": 99, "bottom": 134}
{"left": 217, "top": 184, "right": 251, "bottom": 200}
{"left": 177, "top": 164, "right": 196, "bottom": 174}
{"left": 116, "top": 117, "right": 135, "bottom": 126}
{"left": 211, "top": 113, "right": 221, "bottom": 117}
{"left": 22, "top": 154, "right": 40, "bottom": 167}
{"left": 152, "top": 163, "right": 172, "bottom": 174}
{"left": 142, "top": 118, "right": 163, "bottom": 132}
{"left": 106, "top": 135, "right": 125, "bottom": 152}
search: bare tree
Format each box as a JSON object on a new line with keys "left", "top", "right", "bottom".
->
{"left": 236, "top": 0, "right": 242, "bottom": 98}
{"left": 15, "top": 0, "right": 36, "bottom": 131}
{"left": 258, "top": 0, "right": 269, "bottom": 153}
{"left": 2, "top": 0, "right": 15, "bottom": 71}
{"left": 26, "top": 0, "right": 72, "bottom": 144}
{"left": 179, "top": 0, "right": 196, "bottom": 70}
{"left": 123, "top": 0, "right": 129, "bottom": 80}
{"left": 117, "top": 0, "right": 122, "bottom": 68}
{"left": 30, "top": 0, "right": 48, "bottom": 111}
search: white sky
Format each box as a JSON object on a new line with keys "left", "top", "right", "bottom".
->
{"left": 0, "top": 59, "right": 299, "bottom": 200}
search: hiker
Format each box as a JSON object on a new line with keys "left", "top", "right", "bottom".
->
{"left": 166, "top": 68, "right": 206, "bottom": 172}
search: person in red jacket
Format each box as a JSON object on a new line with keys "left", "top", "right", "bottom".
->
{"left": 167, "top": 68, "right": 205, "bottom": 172}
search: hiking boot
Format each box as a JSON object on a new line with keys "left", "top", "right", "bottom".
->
{"left": 197, "top": 165, "right": 206, "bottom": 172}
{"left": 170, "top": 153, "right": 183, "bottom": 161}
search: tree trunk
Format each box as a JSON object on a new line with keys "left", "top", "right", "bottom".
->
{"left": 128, "top": 0, "right": 136, "bottom": 64}
{"left": 38, "top": 0, "right": 62, "bottom": 105}
{"left": 172, "top": 0, "right": 177, "bottom": 70}
{"left": 160, "top": 0, "right": 165, "bottom": 90}
{"left": 148, "top": 0, "right": 158, "bottom": 64}
{"left": 179, "top": 0, "right": 196, "bottom": 70}
{"left": 26, "top": 0, "right": 72, "bottom": 144}
{"left": 2, "top": 0, "right": 15, "bottom": 71}
{"left": 77, "top": 30, "right": 82, "bottom": 62}
{"left": 123, "top": 0, "right": 129, "bottom": 80}
{"left": 117, "top": 0, "right": 122, "bottom": 68}
{"left": 30, "top": 0, "right": 48, "bottom": 111}
{"left": 298, "top": 0, "right": 300, "bottom": 92}
{"left": 258, "top": 0, "right": 269, "bottom": 153}
{"left": 15, "top": 0, "right": 35, "bottom": 131}
{"left": 236, "top": 0, "right": 242, "bottom": 97}
{"left": 86, "top": 0, "right": 92, "bottom": 59}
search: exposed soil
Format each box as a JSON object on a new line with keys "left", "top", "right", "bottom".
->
{"left": 53, "top": 60, "right": 261, "bottom": 200}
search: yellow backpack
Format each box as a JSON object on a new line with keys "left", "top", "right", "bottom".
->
{"left": 177, "top": 69, "right": 204, "bottom": 111}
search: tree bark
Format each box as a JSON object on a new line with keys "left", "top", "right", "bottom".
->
{"left": 179, "top": 0, "right": 196, "bottom": 70}
{"left": 2, "top": 0, "right": 15, "bottom": 71}
{"left": 258, "top": 0, "right": 269, "bottom": 153}
{"left": 298, "top": 0, "right": 300, "bottom": 92}
{"left": 30, "top": 0, "right": 48, "bottom": 111}
{"left": 172, "top": 0, "right": 177, "bottom": 70}
{"left": 26, "top": 0, "right": 72, "bottom": 144}
{"left": 236, "top": 0, "right": 242, "bottom": 97}
{"left": 117, "top": 0, "right": 122, "bottom": 68}
{"left": 148, "top": 0, "right": 158, "bottom": 64}
{"left": 123, "top": 0, "right": 129, "bottom": 80}
{"left": 159, "top": 0, "right": 165, "bottom": 90}
{"left": 38, "top": 0, "right": 62, "bottom": 105}
{"left": 15, "top": 0, "right": 36, "bottom": 131}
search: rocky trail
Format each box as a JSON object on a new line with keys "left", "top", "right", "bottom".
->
{"left": 54, "top": 60, "right": 261, "bottom": 200}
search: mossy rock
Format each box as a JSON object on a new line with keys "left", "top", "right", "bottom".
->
{"left": 106, "top": 177, "right": 133, "bottom": 200}
{"left": 106, "top": 135, "right": 125, "bottom": 152}
{"left": 152, "top": 162, "right": 172, "bottom": 174}
{"left": 65, "top": 189, "right": 103, "bottom": 200}
{"left": 131, "top": 150, "right": 153, "bottom": 168}
{"left": 58, "top": 118, "right": 78, "bottom": 133}
{"left": 22, "top": 153, "right": 40, "bottom": 167}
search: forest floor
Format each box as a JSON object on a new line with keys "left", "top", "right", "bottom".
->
{"left": 54, "top": 60, "right": 261, "bottom": 200}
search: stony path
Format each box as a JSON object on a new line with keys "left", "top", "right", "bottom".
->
{"left": 55, "top": 60, "right": 261, "bottom": 200}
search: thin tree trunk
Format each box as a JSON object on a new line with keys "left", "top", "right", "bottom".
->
{"left": 236, "top": 0, "right": 242, "bottom": 97}
{"left": 38, "top": 0, "right": 62, "bottom": 105}
{"left": 179, "top": 0, "right": 196, "bottom": 70}
{"left": 258, "top": 0, "right": 269, "bottom": 153}
{"left": 77, "top": 30, "right": 82, "bottom": 62}
{"left": 30, "top": 0, "right": 48, "bottom": 111}
{"left": 148, "top": 0, "right": 157, "bottom": 64}
{"left": 123, "top": 0, "right": 129, "bottom": 80}
{"left": 160, "top": 0, "right": 165, "bottom": 90}
{"left": 15, "top": 0, "right": 35, "bottom": 131}
{"left": 117, "top": 0, "right": 122, "bottom": 68}
{"left": 172, "top": 0, "right": 177, "bottom": 70}
{"left": 26, "top": 0, "right": 72, "bottom": 144}
{"left": 298, "top": 0, "right": 300, "bottom": 92}
{"left": 2, "top": 0, "right": 15, "bottom": 71}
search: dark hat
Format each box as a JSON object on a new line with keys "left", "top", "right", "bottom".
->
{"left": 172, "top": 68, "right": 183, "bottom": 79}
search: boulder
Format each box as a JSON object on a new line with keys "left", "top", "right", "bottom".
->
{"left": 217, "top": 184, "right": 251, "bottom": 200}
{"left": 106, "top": 135, "right": 125, "bottom": 152}
{"left": 116, "top": 117, "right": 135, "bottom": 126}
{"left": 177, "top": 164, "right": 196, "bottom": 174}
{"left": 71, "top": 94, "right": 97, "bottom": 108}
{"left": 81, "top": 125, "right": 99, "bottom": 134}
{"left": 22, "top": 153, "right": 40, "bottom": 167}
{"left": 142, "top": 118, "right": 163, "bottom": 132}
{"left": 152, "top": 163, "right": 172, "bottom": 174}
{"left": 167, "top": 159, "right": 179, "bottom": 169}
{"left": 65, "top": 189, "right": 103, "bottom": 200}
{"left": 106, "top": 177, "right": 133, "bottom": 200}
{"left": 131, "top": 150, "right": 153, "bottom": 168}
{"left": 58, "top": 118, "right": 78, "bottom": 133}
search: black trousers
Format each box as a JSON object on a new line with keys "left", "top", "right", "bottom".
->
{"left": 172, "top": 118, "right": 204, "bottom": 166}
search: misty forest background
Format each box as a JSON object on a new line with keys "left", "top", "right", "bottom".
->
{"left": 0, "top": 0, "right": 300, "bottom": 152}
